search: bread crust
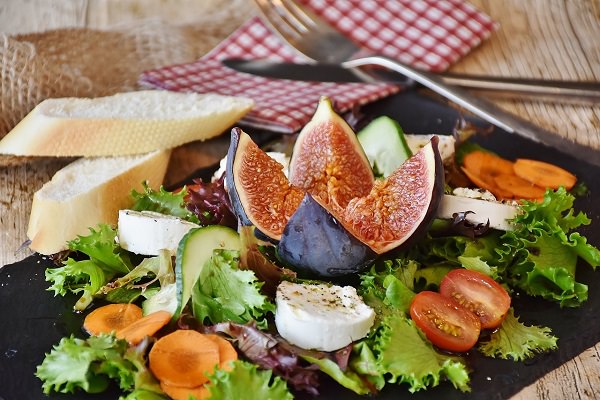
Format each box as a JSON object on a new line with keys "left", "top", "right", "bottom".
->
{"left": 27, "top": 150, "right": 171, "bottom": 255}
{"left": 0, "top": 91, "right": 253, "bottom": 156}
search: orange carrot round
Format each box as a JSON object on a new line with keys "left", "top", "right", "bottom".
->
{"left": 513, "top": 158, "right": 576, "bottom": 190}
{"left": 149, "top": 330, "right": 220, "bottom": 388}
{"left": 115, "top": 310, "right": 172, "bottom": 345}
{"left": 160, "top": 382, "right": 211, "bottom": 400}
{"left": 463, "top": 150, "right": 514, "bottom": 176}
{"left": 206, "top": 334, "right": 238, "bottom": 371}
{"left": 494, "top": 173, "right": 546, "bottom": 199}
{"left": 461, "top": 167, "right": 513, "bottom": 200}
{"left": 83, "top": 303, "right": 143, "bottom": 336}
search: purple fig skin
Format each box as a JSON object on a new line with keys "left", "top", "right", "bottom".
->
{"left": 225, "top": 127, "right": 254, "bottom": 228}
{"left": 277, "top": 193, "right": 377, "bottom": 278}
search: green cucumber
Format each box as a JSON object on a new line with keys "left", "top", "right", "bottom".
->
{"left": 173, "top": 225, "right": 241, "bottom": 319}
{"left": 357, "top": 116, "right": 412, "bottom": 177}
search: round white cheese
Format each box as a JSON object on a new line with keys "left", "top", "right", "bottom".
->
{"left": 275, "top": 281, "right": 375, "bottom": 352}
{"left": 117, "top": 210, "right": 199, "bottom": 256}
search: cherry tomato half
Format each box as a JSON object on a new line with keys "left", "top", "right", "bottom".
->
{"left": 410, "top": 291, "right": 481, "bottom": 352}
{"left": 440, "top": 269, "right": 511, "bottom": 330}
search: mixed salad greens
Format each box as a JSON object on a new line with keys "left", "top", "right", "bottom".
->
{"left": 35, "top": 115, "right": 600, "bottom": 400}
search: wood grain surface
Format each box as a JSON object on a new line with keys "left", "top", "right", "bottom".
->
{"left": 1, "top": 1, "right": 599, "bottom": 399}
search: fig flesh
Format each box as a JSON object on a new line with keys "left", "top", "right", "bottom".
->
{"left": 226, "top": 127, "right": 304, "bottom": 240}
{"left": 340, "top": 136, "right": 444, "bottom": 254}
{"left": 225, "top": 105, "right": 444, "bottom": 277}
{"left": 277, "top": 193, "right": 377, "bottom": 278}
{"left": 289, "top": 97, "right": 374, "bottom": 212}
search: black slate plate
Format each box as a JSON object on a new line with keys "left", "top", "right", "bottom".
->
{"left": 1, "top": 90, "right": 599, "bottom": 400}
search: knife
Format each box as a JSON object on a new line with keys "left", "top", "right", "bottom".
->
{"left": 223, "top": 59, "right": 600, "bottom": 105}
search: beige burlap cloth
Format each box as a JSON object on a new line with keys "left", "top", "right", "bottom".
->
{"left": 0, "top": 0, "right": 253, "bottom": 146}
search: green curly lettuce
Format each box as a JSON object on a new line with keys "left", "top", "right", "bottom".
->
{"left": 36, "top": 334, "right": 161, "bottom": 396}
{"left": 500, "top": 188, "right": 600, "bottom": 306}
{"left": 359, "top": 259, "right": 418, "bottom": 328}
{"left": 375, "top": 314, "right": 470, "bottom": 393}
{"left": 131, "top": 181, "right": 199, "bottom": 224}
{"left": 206, "top": 360, "right": 293, "bottom": 400}
{"left": 478, "top": 308, "right": 558, "bottom": 361}
{"left": 191, "top": 249, "right": 275, "bottom": 328}
{"left": 46, "top": 224, "right": 133, "bottom": 310}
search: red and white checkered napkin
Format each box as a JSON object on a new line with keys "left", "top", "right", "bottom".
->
{"left": 139, "top": 0, "right": 496, "bottom": 133}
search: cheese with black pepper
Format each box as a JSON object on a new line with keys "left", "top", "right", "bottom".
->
{"left": 275, "top": 281, "right": 375, "bottom": 351}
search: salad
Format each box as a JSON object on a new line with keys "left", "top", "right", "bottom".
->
{"left": 34, "top": 100, "right": 600, "bottom": 400}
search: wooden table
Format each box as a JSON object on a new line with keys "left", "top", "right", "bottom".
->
{"left": 1, "top": 1, "right": 599, "bottom": 399}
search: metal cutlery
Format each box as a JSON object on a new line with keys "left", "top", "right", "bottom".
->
{"left": 251, "top": 0, "right": 600, "bottom": 164}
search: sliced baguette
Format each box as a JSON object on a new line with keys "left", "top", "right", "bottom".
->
{"left": 0, "top": 90, "right": 253, "bottom": 157}
{"left": 27, "top": 150, "right": 171, "bottom": 255}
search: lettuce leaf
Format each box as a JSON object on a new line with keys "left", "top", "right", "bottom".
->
{"left": 375, "top": 314, "right": 470, "bottom": 393}
{"left": 68, "top": 224, "right": 132, "bottom": 274}
{"left": 206, "top": 360, "right": 293, "bottom": 400}
{"left": 191, "top": 250, "right": 274, "bottom": 328}
{"left": 350, "top": 341, "right": 386, "bottom": 391}
{"left": 359, "top": 259, "right": 418, "bottom": 327}
{"left": 46, "top": 224, "right": 134, "bottom": 310}
{"left": 301, "top": 355, "right": 373, "bottom": 395}
{"left": 500, "top": 188, "right": 600, "bottom": 306}
{"left": 46, "top": 259, "right": 108, "bottom": 310}
{"left": 478, "top": 308, "right": 558, "bottom": 361}
{"left": 131, "top": 182, "right": 200, "bottom": 224}
{"left": 209, "top": 322, "right": 320, "bottom": 395}
{"left": 186, "top": 176, "right": 238, "bottom": 228}
{"left": 100, "top": 250, "right": 173, "bottom": 295}
{"left": 36, "top": 334, "right": 161, "bottom": 396}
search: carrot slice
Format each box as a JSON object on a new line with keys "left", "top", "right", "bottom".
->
{"left": 494, "top": 173, "right": 546, "bottom": 199}
{"left": 115, "top": 310, "right": 171, "bottom": 345}
{"left": 206, "top": 334, "right": 238, "bottom": 371}
{"left": 513, "top": 158, "right": 576, "bottom": 190}
{"left": 83, "top": 303, "right": 143, "bottom": 336}
{"left": 160, "top": 382, "right": 211, "bottom": 400}
{"left": 461, "top": 166, "right": 513, "bottom": 200}
{"left": 149, "top": 330, "right": 220, "bottom": 388}
{"left": 463, "top": 150, "right": 514, "bottom": 176}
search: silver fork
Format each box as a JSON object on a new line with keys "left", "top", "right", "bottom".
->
{"left": 252, "top": 0, "right": 600, "bottom": 164}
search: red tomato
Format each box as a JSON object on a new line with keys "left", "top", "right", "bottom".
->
{"left": 439, "top": 269, "right": 511, "bottom": 329}
{"left": 410, "top": 291, "right": 481, "bottom": 352}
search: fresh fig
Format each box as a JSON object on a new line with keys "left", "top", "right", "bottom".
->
{"left": 277, "top": 193, "right": 377, "bottom": 278}
{"left": 225, "top": 108, "right": 444, "bottom": 278}
{"left": 226, "top": 127, "right": 304, "bottom": 240}
{"left": 339, "top": 136, "right": 444, "bottom": 254}
{"left": 289, "top": 97, "right": 374, "bottom": 212}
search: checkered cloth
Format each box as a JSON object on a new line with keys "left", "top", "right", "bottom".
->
{"left": 140, "top": 0, "right": 496, "bottom": 133}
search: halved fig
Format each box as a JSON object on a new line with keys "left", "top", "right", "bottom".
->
{"left": 339, "top": 136, "right": 444, "bottom": 254}
{"left": 226, "top": 116, "right": 444, "bottom": 277}
{"left": 226, "top": 127, "right": 304, "bottom": 240}
{"left": 277, "top": 193, "right": 376, "bottom": 277}
{"left": 289, "top": 97, "right": 374, "bottom": 212}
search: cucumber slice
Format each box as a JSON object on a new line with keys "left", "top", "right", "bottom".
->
{"left": 357, "top": 116, "right": 412, "bottom": 177}
{"left": 173, "top": 225, "right": 241, "bottom": 319}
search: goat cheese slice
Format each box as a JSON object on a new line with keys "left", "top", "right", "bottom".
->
{"left": 117, "top": 210, "right": 199, "bottom": 256}
{"left": 275, "top": 281, "right": 375, "bottom": 352}
{"left": 436, "top": 194, "right": 519, "bottom": 231}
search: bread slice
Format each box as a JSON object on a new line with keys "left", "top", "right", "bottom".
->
{"left": 0, "top": 90, "right": 253, "bottom": 157}
{"left": 27, "top": 150, "right": 171, "bottom": 255}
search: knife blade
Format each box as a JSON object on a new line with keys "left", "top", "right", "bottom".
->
{"left": 223, "top": 59, "right": 600, "bottom": 105}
